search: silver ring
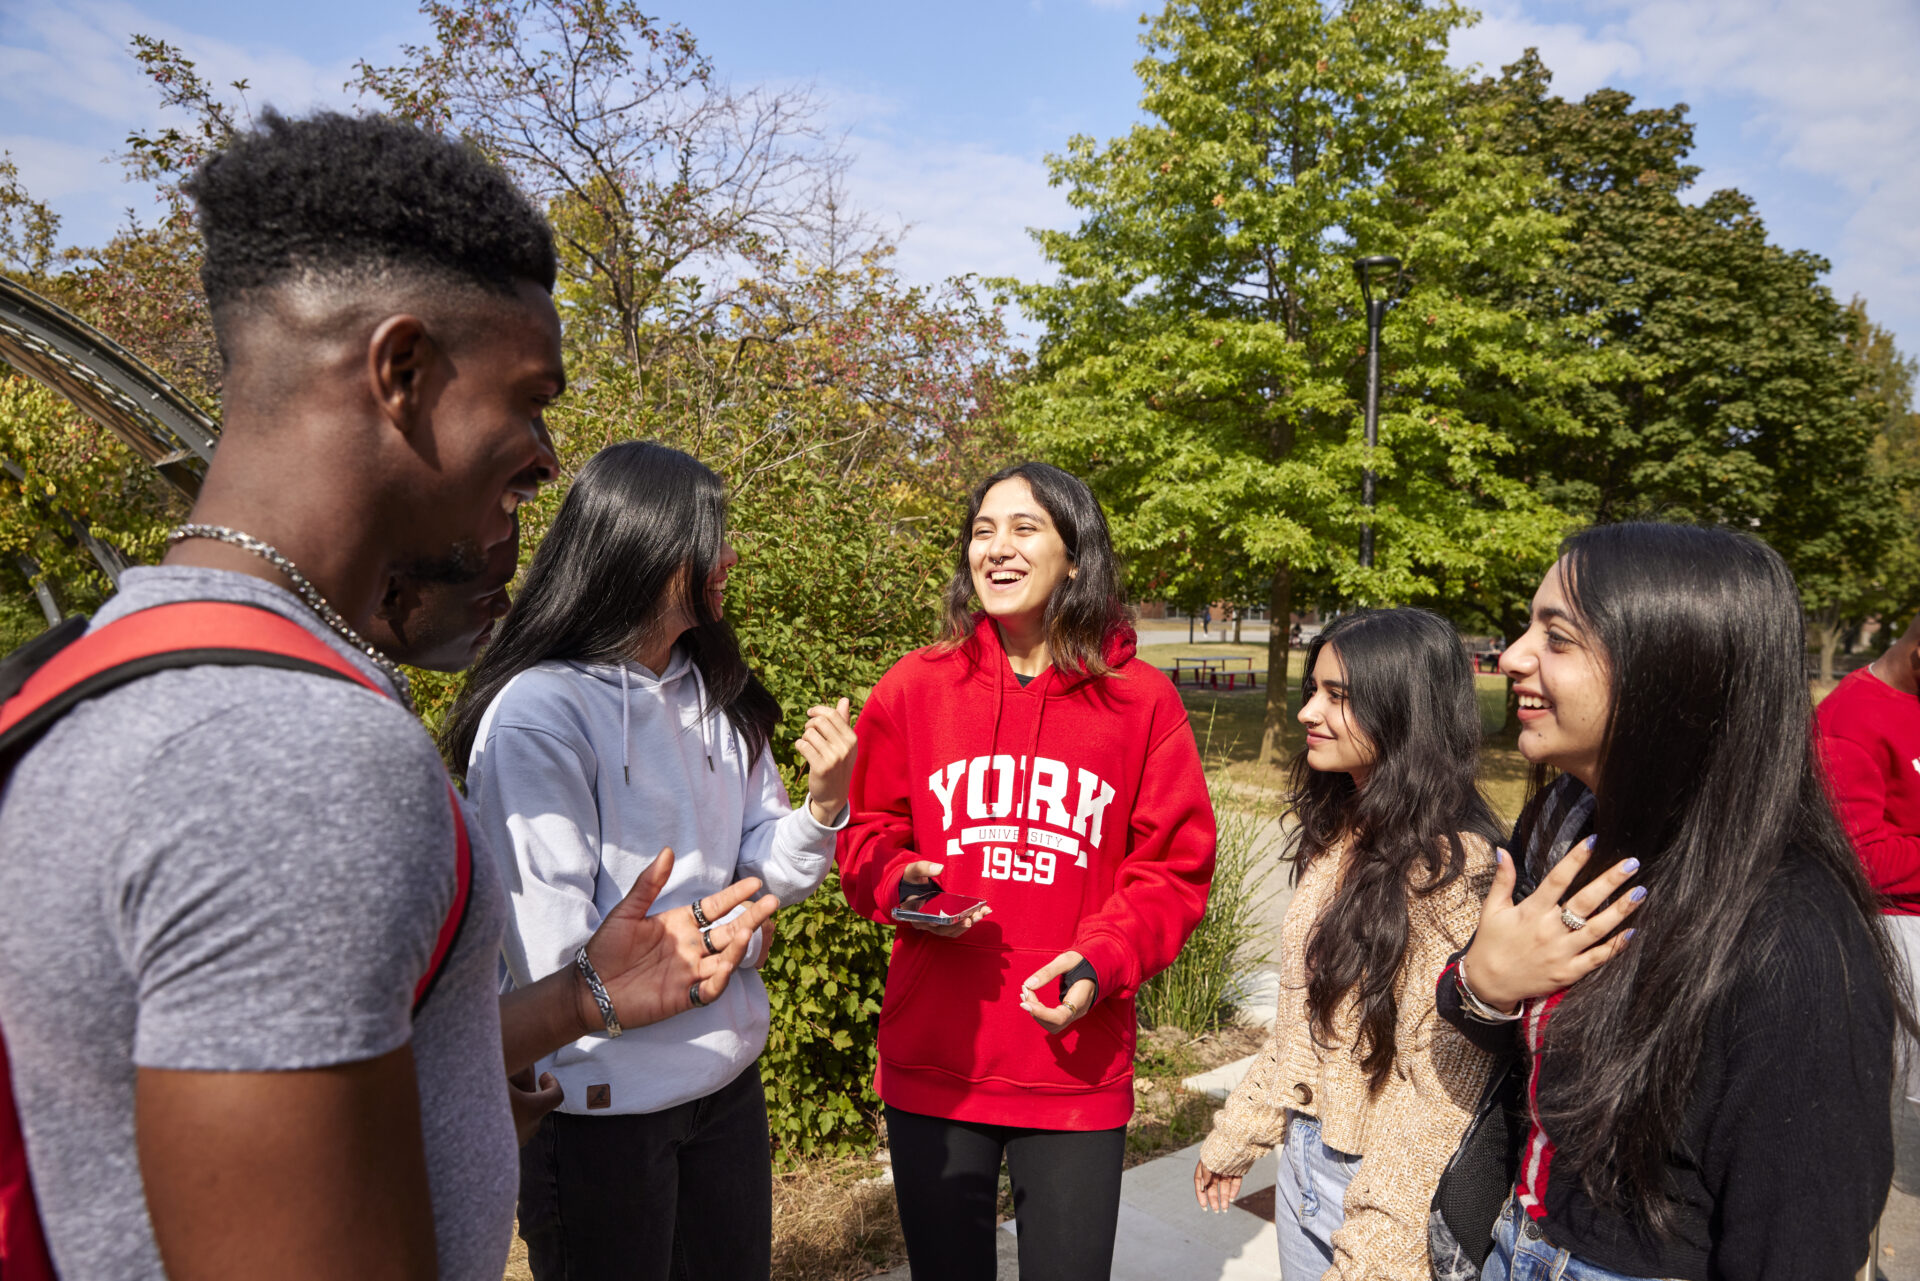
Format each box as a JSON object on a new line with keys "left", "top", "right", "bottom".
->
{"left": 689, "top": 981, "right": 707, "bottom": 1009}
{"left": 690, "top": 898, "right": 712, "bottom": 929}
{"left": 700, "top": 927, "right": 721, "bottom": 957}
{"left": 1560, "top": 906, "right": 1589, "bottom": 932}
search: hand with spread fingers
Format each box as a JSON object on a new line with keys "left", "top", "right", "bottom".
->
{"left": 796, "top": 697, "right": 858, "bottom": 826}
{"left": 1019, "top": 950, "right": 1095, "bottom": 1034}
{"left": 1192, "top": 1160, "right": 1244, "bottom": 1214}
{"left": 1460, "top": 836, "right": 1647, "bottom": 1013}
{"left": 579, "top": 846, "right": 782, "bottom": 1030}
{"left": 894, "top": 860, "right": 991, "bottom": 937}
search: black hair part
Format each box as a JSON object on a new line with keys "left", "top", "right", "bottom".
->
{"left": 1527, "top": 522, "right": 1916, "bottom": 1232}
{"left": 939, "top": 461, "right": 1130, "bottom": 679}
{"left": 1289, "top": 608, "right": 1502, "bottom": 1090}
{"left": 440, "top": 441, "right": 779, "bottom": 771}
{"left": 183, "top": 109, "right": 556, "bottom": 323}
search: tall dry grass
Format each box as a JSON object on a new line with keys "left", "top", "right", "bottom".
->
{"left": 770, "top": 1156, "right": 906, "bottom": 1280}
{"left": 1135, "top": 775, "right": 1275, "bottom": 1034}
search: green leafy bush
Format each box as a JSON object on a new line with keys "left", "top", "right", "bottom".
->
{"left": 726, "top": 465, "right": 953, "bottom": 1162}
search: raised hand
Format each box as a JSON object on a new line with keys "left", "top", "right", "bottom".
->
{"left": 1459, "top": 836, "right": 1646, "bottom": 1013}
{"left": 796, "top": 697, "right": 858, "bottom": 825}
{"left": 579, "top": 847, "right": 781, "bottom": 1030}
{"left": 892, "top": 860, "right": 990, "bottom": 937}
{"left": 1019, "top": 950, "right": 1095, "bottom": 1034}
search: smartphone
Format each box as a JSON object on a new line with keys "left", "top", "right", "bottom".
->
{"left": 892, "top": 892, "right": 986, "bottom": 925}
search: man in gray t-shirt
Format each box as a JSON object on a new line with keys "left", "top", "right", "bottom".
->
{"left": 0, "top": 566, "right": 519, "bottom": 1278}
{"left": 0, "top": 113, "right": 567, "bottom": 1279}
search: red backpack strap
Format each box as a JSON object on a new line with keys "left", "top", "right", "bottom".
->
{"left": 0, "top": 1031, "right": 55, "bottom": 1281}
{"left": 416, "top": 787, "right": 472, "bottom": 1014}
{"left": 0, "top": 601, "right": 381, "bottom": 744}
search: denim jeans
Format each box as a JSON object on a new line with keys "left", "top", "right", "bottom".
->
{"left": 1887, "top": 914, "right": 1920, "bottom": 1193}
{"left": 1275, "top": 1111, "right": 1364, "bottom": 1281}
{"left": 1480, "top": 1196, "right": 1671, "bottom": 1281}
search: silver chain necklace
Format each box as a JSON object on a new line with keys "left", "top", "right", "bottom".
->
{"left": 166, "top": 523, "right": 413, "bottom": 711}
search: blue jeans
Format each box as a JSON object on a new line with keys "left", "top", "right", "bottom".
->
{"left": 1275, "top": 1112, "right": 1363, "bottom": 1281}
{"left": 1480, "top": 1196, "right": 1670, "bottom": 1281}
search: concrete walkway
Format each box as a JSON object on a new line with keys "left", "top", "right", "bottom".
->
{"left": 872, "top": 1142, "right": 1279, "bottom": 1281}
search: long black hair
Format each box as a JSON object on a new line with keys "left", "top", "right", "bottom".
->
{"left": 1290, "top": 608, "right": 1502, "bottom": 1090}
{"left": 440, "top": 441, "right": 780, "bottom": 770}
{"left": 938, "top": 461, "right": 1130, "bottom": 678}
{"left": 1523, "top": 522, "right": 1915, "bottom": 1231}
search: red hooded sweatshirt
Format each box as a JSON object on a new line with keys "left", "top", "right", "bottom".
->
{"left": 1817, "top": 665, "right": 1920, "bottom": 914}
{"left": 837, "top": 616, "right": 1216, "bottom": 1130}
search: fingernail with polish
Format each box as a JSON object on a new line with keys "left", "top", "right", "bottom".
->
{"left": 1585, "top": 835, "right": 1598, "bottom": 850}
{"left": 1628, "top": 886, "right": 1647, "bottom": 903}
{"left": 1623, "top": 928, "right": 1636, "bottom": 941}
{"left": 1495, "top": 848, "right": 1507, "bottom": 864}
{"left": 1620, "top": 858, "right": 1640, "bottom": 875}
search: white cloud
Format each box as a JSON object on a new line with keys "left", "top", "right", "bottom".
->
{"left": 795, "top": 74, "right": 1071, "bottom": 290}
{"left": 0, "top": 0, "right": 361, "bottom": 246}
{"left": 839, "top": 133, "right": 1070, "bottom": 287}
{"left": 1448, "top": 1, "right": 1643, "bottom": 97}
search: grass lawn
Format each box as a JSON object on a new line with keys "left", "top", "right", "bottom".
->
{"left": 1155, "top": 644, "right": 1532, "bottom": 824}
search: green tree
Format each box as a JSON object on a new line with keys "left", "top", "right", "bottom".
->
{"left": 1003, "top": 0, "right": 1578, "bottom": 761}
{"left": 2, "top": 134, "right": 198, "bottom": 641}
{"left": 0, "top": 376, "right": 179, "bottom": 648}
{"left": 1468, "top": 54, "right": 1905, "bottom": 681}
{"left": 1844, "top": 300, "right": 1920, "bottom": 649}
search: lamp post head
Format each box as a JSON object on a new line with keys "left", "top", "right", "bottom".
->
{"left": 1353, "top": 254, "right": 1404, "bottom": 308}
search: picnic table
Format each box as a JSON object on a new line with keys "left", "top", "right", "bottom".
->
{"left": 1168, "top": 655, "right": 1259, "bottom": 690}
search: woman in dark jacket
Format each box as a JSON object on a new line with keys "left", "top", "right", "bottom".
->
{"left": 1440, "top": 522, "right": 1914, "bottom": 1280}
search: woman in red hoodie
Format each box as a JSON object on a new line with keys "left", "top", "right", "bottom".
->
{"left": 837, "top": 461, "right": 1217, "bottom": 1281}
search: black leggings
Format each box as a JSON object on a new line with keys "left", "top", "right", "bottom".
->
{"left": 518, "top": 1066, "right": 772, "bottom": 1280}
{"left": 885, "top": 1104, "right": 1126, "bottom": 1281}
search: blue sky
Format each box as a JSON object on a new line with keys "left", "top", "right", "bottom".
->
{"left": 4, "top": 0, "right": 1918, "bottom": 357}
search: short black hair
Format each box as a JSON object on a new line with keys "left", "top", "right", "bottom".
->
{"left": 183, "top": 109, "right": 557, "bottom": 316}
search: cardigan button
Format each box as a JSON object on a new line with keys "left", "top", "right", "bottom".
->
{"left": 1291, "top": 1082, "right": 1313, "bottom": 1105}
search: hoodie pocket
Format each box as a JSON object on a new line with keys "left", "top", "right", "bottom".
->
{"left": 877, "top": 938, "right": 1134, "bottom": 1092}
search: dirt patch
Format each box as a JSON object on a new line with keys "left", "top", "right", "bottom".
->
{"left": 1124, "top": 1022, "right": 1268, "bottom": 1170}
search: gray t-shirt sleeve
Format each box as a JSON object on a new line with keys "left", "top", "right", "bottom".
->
{"left": 115, "top": 686, "right": 455, "bottom": 1072}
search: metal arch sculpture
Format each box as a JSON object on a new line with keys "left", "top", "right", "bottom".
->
{"left": 0, "top": 275, "right": 219, "bottom": 499}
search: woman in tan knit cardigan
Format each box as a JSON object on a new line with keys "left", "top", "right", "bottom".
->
{"left": 1195, "top": 608, "right": 1500, "bottom": 1280}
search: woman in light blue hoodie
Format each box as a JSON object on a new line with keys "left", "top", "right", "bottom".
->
{"left": 443, "top": 441, "right": 856, "bottom": 1281}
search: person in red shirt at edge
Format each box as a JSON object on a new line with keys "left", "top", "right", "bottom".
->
{"left": 1817, "top": 610, "right": 1920, "bottom": 1188}
{"left": 836, "top": 461, "right": 1217, "bottom": 1281}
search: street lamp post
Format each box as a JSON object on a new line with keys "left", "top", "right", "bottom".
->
{"left": 1353, "top": 255, "right": 1405, "bottom": 570}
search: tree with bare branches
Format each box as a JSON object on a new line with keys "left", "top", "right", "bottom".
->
{"left": 354, "top": 0, "right": 850, "bottom": 370}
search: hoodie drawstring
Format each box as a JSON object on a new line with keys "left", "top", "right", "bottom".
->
{"left": 691, "top": 665, "right": 714, "bottom": 771}
{"left": 1017, "top": 674, "right": 1050, "bottom": 868}
{"left": 620, "top": 665, "right": 632, "bottom": 783}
